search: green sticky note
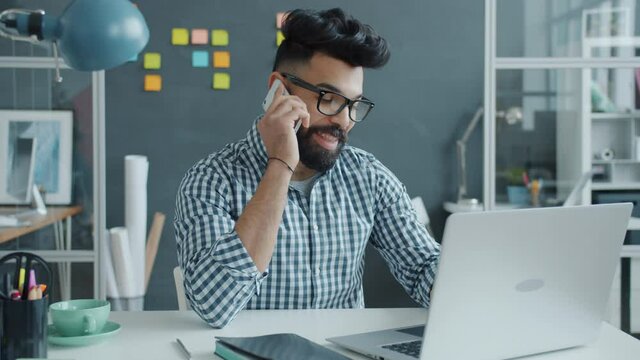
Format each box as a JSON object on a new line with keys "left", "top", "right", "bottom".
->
{"left": 143, "top": 52, "right": 161, "bottom": 69}
{"left": 276, "top": 30, "right": 285, "bottom": 46}
{"left": 172, "top": 28, "right": 189, "bottom": 45}
{"left": 211, "top": 29, "right": 229, "bottom": 46}
{"left": 213, "top": 73, "right": 230, "bottom": 90}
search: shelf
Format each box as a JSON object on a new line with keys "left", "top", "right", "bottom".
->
{"left": 592, "top": 112, "right": 640, "bottom": 120}
{"left": 593, "top": 160, "right": 640, "bottom": 164}
{"left": 592, "top": 182, "right": 640, "bottom": 190}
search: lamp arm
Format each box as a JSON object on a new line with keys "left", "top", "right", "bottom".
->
{"left": 456, "top": 107, "right": 484, "bottom": 202}
{"left": 457, "top": 140, "right": 467, "bottom": 202}
{"left": 460, "top": 107, "right": 484, "bottom": 143}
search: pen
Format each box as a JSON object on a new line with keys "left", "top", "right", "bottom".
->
{"left": 17, "top": 267, "right": 25, "bottom": 295}
{"left": 176, "top": 338, "right": 192, "bottom": 360}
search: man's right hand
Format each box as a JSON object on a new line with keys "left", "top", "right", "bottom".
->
{"left": 258, "top": 83, "right": 310, "bottom": 169}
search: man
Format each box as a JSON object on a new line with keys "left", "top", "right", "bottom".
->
{"left": 174, "top": 8, "right": 440, "bottom": 328}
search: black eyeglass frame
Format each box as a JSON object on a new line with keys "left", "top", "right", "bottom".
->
{"left": 280, "top": 72, "right": 374, "bottom": 123}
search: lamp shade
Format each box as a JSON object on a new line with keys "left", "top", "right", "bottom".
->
{"left": 1, "top": 0, "right": 149, "bottom": 71}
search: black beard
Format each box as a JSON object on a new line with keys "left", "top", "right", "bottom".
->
{"left": 297, "top": 125, "right": 347, "bottom": 172}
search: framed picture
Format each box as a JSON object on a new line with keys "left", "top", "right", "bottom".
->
{"left": 0, "top": 110, "right": 73, "bottom": 205}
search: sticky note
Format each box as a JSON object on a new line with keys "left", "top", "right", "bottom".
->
{"left": 276, "top": 12, "right": 288, "bottom": 29}
{"left": 192, "top": 51, "right": 208, "bottom": 68}
{"left": 213, "top": 51, "right": 230, "bottom": 68}
{"left": 143, "top": 52, "right": 161, "bottom": 69}
{"left": 172, "top": 28, "right": 189, "bottom": 45}
{"left": 191, "top": 29, "right": 208, "bottom": 45}
{"left": 144, "top": 74, "right": 162, "bottom": 92}
{"left": 213, "top": 73, "right": 230, "bottom": 90}
{"left": 276, "top": 31, "right": 285, "bottom": 46}
{"left": 211, "top": 29, "right": 229, "bottom": 46}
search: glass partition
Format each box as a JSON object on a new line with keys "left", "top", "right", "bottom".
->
{"left": 495, "top": 68, "right": 583, "bottom": 207}
{"left": 497, "top": 0, "right": 640, "bottom": 58}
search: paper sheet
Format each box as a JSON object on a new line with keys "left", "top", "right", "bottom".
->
{"left": 125, "top": 155, "right": 148, "bottom": 297}
{"left": 101, "top": 229, "right": 119, "bottom": 298}
{"left": 109, "top": 227, "right": 136, "bottom": 298}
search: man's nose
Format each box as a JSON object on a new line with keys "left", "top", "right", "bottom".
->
{"left": 329, "top": 105, "right": 351, "bottom": 130}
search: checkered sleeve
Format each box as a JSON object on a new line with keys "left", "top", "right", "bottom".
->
{"left": 369, "top": 161, "right": 440, "bottom": 307}
{"left": 174, "top": 160, "right": 267, "bottom": 328}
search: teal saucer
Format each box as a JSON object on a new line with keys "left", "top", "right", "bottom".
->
{"left": 48, "top": 320, "right": 121, "bottom": 346}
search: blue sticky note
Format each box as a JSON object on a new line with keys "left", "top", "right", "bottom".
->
{"left": 192, "top": 51, "right": 209, "bottom": 68}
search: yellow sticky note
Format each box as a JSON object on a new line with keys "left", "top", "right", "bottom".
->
{"left": 276, "top": 30, "right": 285, "bottom": 46}
{"left": 213, "top": 51, "right": 230, "bottom": 68}
{"left": 213, "top": 73, "right": 230, "bottom": 90}
{"left": 144, "top": 74, "right": 162, "bottom": 92}
{"left": 172, "top": 28, "right": 189, "bottom": 45}
{"left": 211, "top": 29, "right": 229, "bottom": 46}
{"left": 143, "top": 52, "right": 161, "bottom": 69}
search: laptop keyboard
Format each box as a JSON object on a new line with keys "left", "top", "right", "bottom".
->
{"left": 382, "top": 340, "right": 422, "bottom": 358}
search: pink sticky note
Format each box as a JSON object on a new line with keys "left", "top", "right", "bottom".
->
{"left": 276, "top": 12, "right": 288, "bottom": 29}
{"left": 191, "top": 29, "right": 208, "bottom": 45}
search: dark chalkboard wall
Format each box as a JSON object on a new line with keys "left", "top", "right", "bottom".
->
{"left": 105, "top": 0, "right": 485, "bottom": 310}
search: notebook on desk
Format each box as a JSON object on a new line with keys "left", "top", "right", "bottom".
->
{"left": 215, "top": 333, "right": 349, "bottom": 360}
{"left": 328, "top": 204, "right": 632, "bottom": 360}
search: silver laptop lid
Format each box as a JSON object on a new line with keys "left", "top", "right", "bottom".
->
{"left": 421, "top": 203, "right": 632, "bottom": 360}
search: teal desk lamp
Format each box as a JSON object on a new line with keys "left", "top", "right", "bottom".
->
{"left": 0, "top": 0, "right": 148, "bottom": 79}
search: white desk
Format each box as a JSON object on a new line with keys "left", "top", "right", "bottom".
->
{"left": 48, "top": 308, "right": 640, "bottom": 360}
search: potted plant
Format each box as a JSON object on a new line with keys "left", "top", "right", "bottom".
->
{"left": 504, "top": 167, "right": 530, "bottom": 205}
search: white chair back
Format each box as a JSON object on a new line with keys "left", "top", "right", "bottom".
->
{"left": 173, "top": 266, "right": 191, "bottom": 310}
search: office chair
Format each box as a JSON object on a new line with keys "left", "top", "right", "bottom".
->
{"left": 411, "top": 196, "right": 434, "bottom": 237}
{"left": 173, "top": 266, "right": 191, "bottom": 311}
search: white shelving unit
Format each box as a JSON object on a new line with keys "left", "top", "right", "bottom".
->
{"left": 586, "top": 36, "right": 640, "bottom": 192}
{"left": 0, "top": 56, "right": 106, "bottom": 299}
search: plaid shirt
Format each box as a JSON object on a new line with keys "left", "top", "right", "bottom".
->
{"left": 174, "top": 119, "right": 440, "bottom": 328}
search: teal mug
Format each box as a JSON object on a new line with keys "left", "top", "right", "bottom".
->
{"left": 49, "top": 299, "right": 110, "bottom": 337}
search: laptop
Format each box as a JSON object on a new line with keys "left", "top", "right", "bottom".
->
{"left": 327, "top": 204, "right": 632, "bottom": 360}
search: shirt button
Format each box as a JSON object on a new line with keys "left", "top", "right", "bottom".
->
{"left": 312, "top": 224, "right": 319, "bottom": 231}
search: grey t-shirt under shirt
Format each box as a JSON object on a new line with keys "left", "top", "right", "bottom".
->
{"left": 289, "top": 173, "right": 321, "bottom": 198}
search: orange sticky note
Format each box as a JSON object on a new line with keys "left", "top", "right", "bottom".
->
{"left": 143, "top": 52, "right": 161, "bottom": 69}
{"left": 276, "top": 31, "right": 285, "bottom": 46}
{"left": 191, "top": 29, "right": 208, "bottom": 45}
{"left": 213, "top": 51, "right": 230, "bottom": 68}
{"left": 211, "top": 29, "right": 229, "bottom": 46}
{"left": 172, "top": 28, "right": 189, "bottom": 45}
{"left": 144, "top": 74, "right": 162, "bottom": 92}
{"left": 213, "top": 73, "right": 230, "bottom": 90}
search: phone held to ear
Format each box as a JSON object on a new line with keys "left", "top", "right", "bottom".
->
{"left": 262, "top": 79, "right": 301, "bottom": 133}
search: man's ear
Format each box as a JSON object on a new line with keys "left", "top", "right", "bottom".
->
{"left": 268, "top": 72, "right": 285, "bottom": 89}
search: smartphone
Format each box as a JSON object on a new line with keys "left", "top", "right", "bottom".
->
{"left": 262, "top": 79, "right": 301, "bottom": 132}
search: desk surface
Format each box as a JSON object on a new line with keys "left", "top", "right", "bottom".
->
{"left": 0, "top": 206, "right": 81, "bottom": 244}
{"left": 48, "top": 308, "right": 640, "bottom": 360}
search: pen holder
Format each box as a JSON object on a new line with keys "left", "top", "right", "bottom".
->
{"left": 0, "top": 296, "right": 48, "bottom": 360}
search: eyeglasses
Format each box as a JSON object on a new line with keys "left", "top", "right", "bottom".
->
{"left": 281, "top": 72, "right": 374, "bottom": 123}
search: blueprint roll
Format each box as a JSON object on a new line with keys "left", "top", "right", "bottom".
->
{"left": 125, "top": 155, "right": 149, "bottom": 297}
{"left": 109, "top": 227, "right": 136, "bottom": 298}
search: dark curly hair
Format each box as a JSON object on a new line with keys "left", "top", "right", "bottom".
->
{"left": 273, "top": 8, "right": 390, "bottom": 71}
